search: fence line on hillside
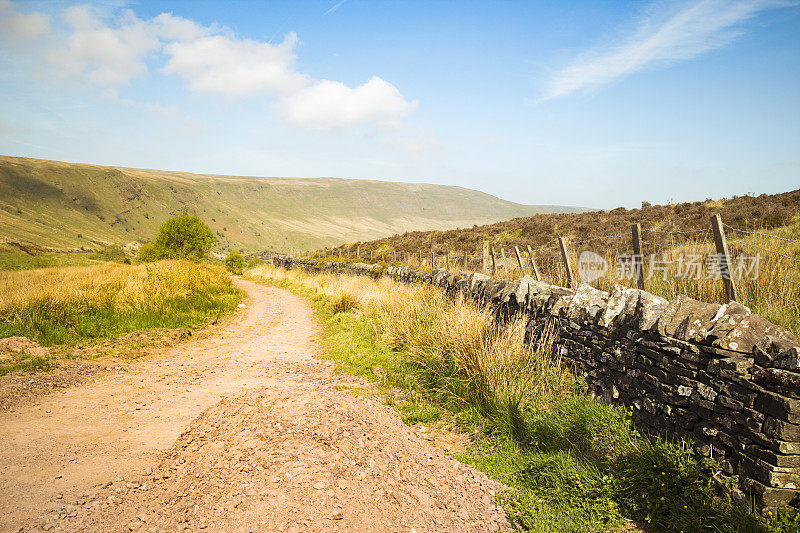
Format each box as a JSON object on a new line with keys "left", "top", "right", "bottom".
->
{"left": 304, "top": 214, "right": 800, "bottom": 323}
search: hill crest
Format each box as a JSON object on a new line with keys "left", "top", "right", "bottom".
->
{"left": 0, "top": 156, "right": 585, "bottom": 252}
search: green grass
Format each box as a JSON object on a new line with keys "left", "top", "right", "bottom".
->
{"left": 249, "top": 267, "right": 800, "bottom": 533}
{"left": 0, "top": 249, "right": 97, "bottom": 271}
{"left": 0, "top": 355, "right": 52, "bottom": 376}
{"left": 1, "top": 261, "right": 243, "bottom": 347}
{"left": 0, "top": 288, "right": 240, "bottom": 346}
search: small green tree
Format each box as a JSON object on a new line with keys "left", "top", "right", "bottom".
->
{"left": 153, "top": 215, "right": 214, "bottom": 261}
{"left": 224, "top": 251, "right": 245, "bottom": 274}
{"left": 134, "top": 243, "right": 160, "bottom": 263}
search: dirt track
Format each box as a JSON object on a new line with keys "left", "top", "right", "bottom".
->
{"left": 0, "top": 279, "right": 509, "bottom": 532}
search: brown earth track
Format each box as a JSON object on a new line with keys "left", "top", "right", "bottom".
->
{"left": 0, "top": 279, "right": 509, "bottom": 532}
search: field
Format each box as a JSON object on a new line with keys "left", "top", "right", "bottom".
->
{"left": 246, "top": 264, "right": 800, "bottom": 532}
{"left": 0, "top": 260, "right": 242, "bottom": 375}
{"left": 0, "top": 155, "right": 583, "bottom": 254}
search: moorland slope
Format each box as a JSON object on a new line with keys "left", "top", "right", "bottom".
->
{"left": 0, "top": 156, "right": 582, "bottom": 253}
{"left": 346, "top": 189, "right": 800, "bottom": 253}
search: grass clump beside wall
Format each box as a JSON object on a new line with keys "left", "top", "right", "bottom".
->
{"left": 0, "top": 260, "right": 243, "bottom": 346}
{"left": 246, "top": 264, "right": 800, "bottom": 533}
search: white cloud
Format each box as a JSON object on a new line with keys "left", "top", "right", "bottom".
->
{"left": 0, "top": 0, "right": 50, "bottom": 44}
{"left": 325, "top": 0, "right": 349, "bottom": 15}
{"left": 539, "top": 0, "right": 793, "bottom": 102}
{"left": 278, "top": 76, "right": 417, "bottom": 130}
{"left": 151, "top": 12, "right": 210, "bottom": 42}
{"left": 5, "top": 2, "right": 416, "bottom": 131}
{"left": 45, "top": 7, "right": 214, "bottom": 87}
{"left": 162, "top": 32, "right": 307, "bottom": 96}
{"left": 48, "top": 6, "right": 159, "bottom": 86}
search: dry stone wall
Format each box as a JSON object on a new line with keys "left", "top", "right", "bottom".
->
{"left": 274, "top": 257, "right": 800, "bottom": 509}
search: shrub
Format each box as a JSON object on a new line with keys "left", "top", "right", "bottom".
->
{"left": 90, "top": 244, "right": 129, "bottom": 263}
{"left": 134, "top": 243, "right": 160, "bottom": 263}
{"left": 153, "top": 215, "right": 214, "bottom": 261}
{"left": 224, "top": 251, "right": 244, "bottom": 274}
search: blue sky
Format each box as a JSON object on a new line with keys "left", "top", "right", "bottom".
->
{"left": 1, "top": 0, "right": 798, "bottom": 209}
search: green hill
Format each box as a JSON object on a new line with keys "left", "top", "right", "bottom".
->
{"left": 0, "top": 156, "right": 584, "bottom": 253}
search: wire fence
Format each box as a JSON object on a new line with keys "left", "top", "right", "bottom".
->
{"left": 309, "top": 214, "right": 800, "bottom": 334}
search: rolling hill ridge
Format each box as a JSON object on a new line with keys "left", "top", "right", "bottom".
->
{"left": 342, "top": 189, "right": 800, "bottom": 253}
{"left": 0, "top": 156, "right": 584, "bottom": 253}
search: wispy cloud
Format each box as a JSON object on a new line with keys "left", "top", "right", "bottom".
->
{"left": 539, "top": 0, "right": 794, "bottom": 102}
{"left": 325, "top": 0, "right": 349, "bottom": 15}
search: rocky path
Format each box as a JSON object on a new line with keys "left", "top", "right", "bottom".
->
{"left": 0, "top": 279, "right": 508, "bottom": 532}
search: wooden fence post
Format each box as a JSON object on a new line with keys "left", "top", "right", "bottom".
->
{"left": 514, "top": 246, "right": 526, "bottom": 276}
{"left": 482, "top": 240, "right": 489, "bottom": 273}
{"left": 631, "top": 223, "right": 645, "bottom": 290}
{"left": 463, "top": 251, "right": 468, "bottom": 271}
{"left": 711, "top": 214, "right": 737, "bottom": 302}
{"left": 490, "top": 247, "right": 497, "bottom": 276}
{"left": 418, "top": 250, "right": 423, "bottom": 266}
{"left": 526, "top": 245, "right": 541, "bottom": 281}
{"left": 357, "top": 246, "right": 360, "bottom": 259}
{"left": 558, "top": 237, "right": 574, "bottom": 288}
{"left": 445, "top": 253, "right": 450, "bottom": 271}
{"left": 500, "top": 248, "right": 509, "bottom": 277}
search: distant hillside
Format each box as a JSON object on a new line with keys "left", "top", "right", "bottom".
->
{"left": 0, "top": 156, "right": 585, "bottom": 253}
{"left": 343, "top": 190, "right": 800, "bottom": 253}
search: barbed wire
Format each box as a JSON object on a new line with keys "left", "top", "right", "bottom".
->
{"left": 728, "top": 239, "right": 800, "bottom": 265}
{"left": 569, "top": 234, "right": 628, "bottom": 246}
{"left": 760, "top": 286, "right": 800, "bottom": 309}
{"left": 643, "top": 228, "right": 709, "bottom": 235}
{"left": 772, "top": 274, "right": 800, "bottom": 288}
{"left": 723, "top": 223, "right": 800, "bottom": 244}
{"left": 532, "top": 245, "right": 561, "bottom": 254}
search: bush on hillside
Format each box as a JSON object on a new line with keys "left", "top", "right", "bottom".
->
{"left": 135, "top": 216, "right": 214, "bottom": 263}
{"left": 224, "top": 251, "right": 244, "bottom": 274}
{"left": 154, "top": 215, "right": 214, "bottom": 261}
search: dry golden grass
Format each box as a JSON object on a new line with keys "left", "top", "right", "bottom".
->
{"left": 0, "top": 260, "right": 232, "bottom": 321}
{"left": 0, "top": 260, "right": 240, "bottom": 346}
{"left": 247, "top": 264, "right": 572, "bottom": 412}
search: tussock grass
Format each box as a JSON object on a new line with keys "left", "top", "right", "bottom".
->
{"left": 0, "top": 260, "right": 242, "bottom": 346}
{"left": 247, "top": 264, "right": 800, "bottom": 532}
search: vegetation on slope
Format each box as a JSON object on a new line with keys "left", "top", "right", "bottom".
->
{"left": 247, "top": 264, "right": 800, "bottom": 533}
{"left": 324, "top": 202, "right": 800, "bottom": 337}
{"left": 343, "top": 189, "right": 800, "bottom": 253}
{"left": 0, "top": 260, "right": 242, "bottom": 347}
{"left": 0, "top": 155, "right": 580, "bottom": 253}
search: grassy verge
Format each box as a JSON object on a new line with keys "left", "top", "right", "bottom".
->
{"left": 246, "top": 264, "right": 800, "bottom": 533}
{"left": 0, "top": 247, "right": 99, "bottom": 271}
{"left": 0, "top": 260, "right": 243, "bottom": 347}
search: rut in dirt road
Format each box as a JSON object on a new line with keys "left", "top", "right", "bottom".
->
{"left": 0, "top": 278, "right": 509, "bottom": 532}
